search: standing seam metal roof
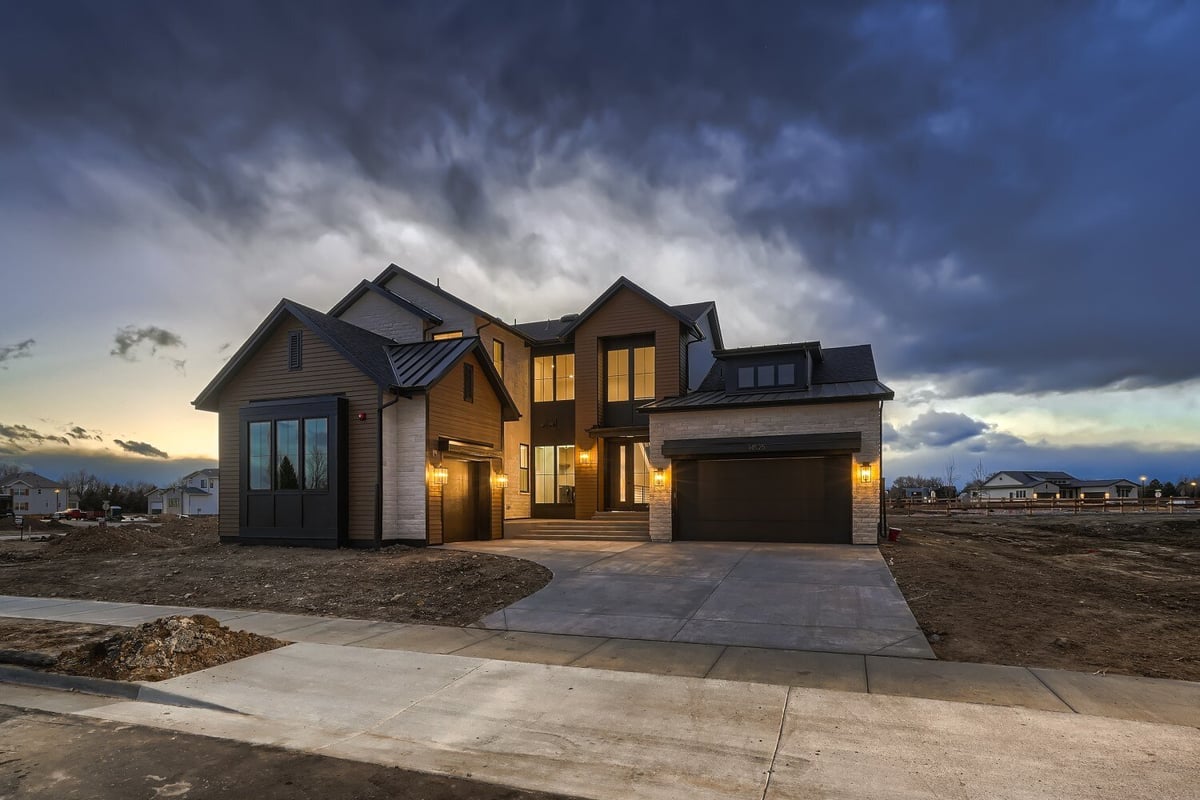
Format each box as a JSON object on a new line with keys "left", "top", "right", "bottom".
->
{"left": 386, "top": 338, "right": 478, "bottom": 389}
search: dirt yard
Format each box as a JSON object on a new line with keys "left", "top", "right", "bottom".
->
{"left": 881, "top": 511, "right": 1200, "bottom": 681}
{"left": 0, "top": 518, "right": 552, "bottom": 626}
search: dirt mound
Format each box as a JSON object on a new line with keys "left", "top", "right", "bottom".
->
{"left": 55, "top": 615, "right": 285, "bottom": 682}
{"left": 43, "top": 525, "right": 181, "bottom": 557}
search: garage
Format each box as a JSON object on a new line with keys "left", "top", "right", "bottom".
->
{"left": 673, "top": 454, "right": 852, "bottom": 543}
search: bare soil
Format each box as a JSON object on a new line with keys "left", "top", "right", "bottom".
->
{"left": 0, "top": 517, "right": 552, "bottom": 626}
{"left": 881, "top": 511, "right": 1200, "bottom": 681}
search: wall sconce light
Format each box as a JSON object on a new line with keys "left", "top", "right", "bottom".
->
{"left": 653, "top": 469, "right": 666, "bottom": 487}
{"left": 494, "top": 473, "right": 509, "bottom": 489}
{"left": 430, "top": 466, "right": 449, "bottom": 486}
{"left": 578, "top": 449, "right": 590, "bottom": 466}
{"left": 858, "top": 462, "right": 872, "bottom": 483}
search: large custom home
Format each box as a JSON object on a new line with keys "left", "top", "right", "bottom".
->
{"left": 194, "top": 265, "right": 892, "bottom": 547}
{"left": 974, "top": 471, "right": 1141, "bottom": 500}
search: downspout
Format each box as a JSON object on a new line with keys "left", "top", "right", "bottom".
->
{"left": 376, "top": 387, "right": 402, "bottom": 550}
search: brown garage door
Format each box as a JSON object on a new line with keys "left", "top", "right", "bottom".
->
{"left": 674, "top": 455, "right": 851, "bottom": 543}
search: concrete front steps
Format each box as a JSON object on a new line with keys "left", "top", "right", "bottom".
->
{"left": 504, "top": 512, "right": 649, "bottom": 541}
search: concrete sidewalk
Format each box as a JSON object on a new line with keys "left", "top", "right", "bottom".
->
{"left": 2, "top": 594, "right": 1199, "bottom": 729}
{"left": 3, "top": 642, "right": 1198, "bottom": 800}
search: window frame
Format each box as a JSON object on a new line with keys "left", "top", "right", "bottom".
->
{"left": 432, "top": 330, "right": 464, "bottom": 340}
{"left": 533, "top": 352, "right": 575, "bottom": 403}
{"left": 492, "top": 339, "right": 504, "bottom": 382}
{"left": 518, "top": 443, "right": 530, "bottom": 494}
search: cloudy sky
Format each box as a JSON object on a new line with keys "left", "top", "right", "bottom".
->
{"left": 0, "top": 1, "right": 1196, "bottom": 487}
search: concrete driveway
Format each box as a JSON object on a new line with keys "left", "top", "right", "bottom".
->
{"left": 446, "top": 540, "right": 933, "bottom": 658}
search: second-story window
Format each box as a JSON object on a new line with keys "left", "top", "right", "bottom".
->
{"left": 534, "top": 354, "right": 574, "bottom": 402}
{"left": 492, "top": 339, "right": 504, "bottom": 381}
{"left": 607, "top": 346, "right": 655, "bottom": 402}
{"left": 432, "top": 330, "right": 463, "bottom": 340}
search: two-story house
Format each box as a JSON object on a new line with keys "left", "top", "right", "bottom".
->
{"left": 194, "top": 264, "right": 891, "bottom": 548}
{"left": 147, "top": 468, "right": 220, "bottom": 516}
{"left": 1, "top": 472, "right": 69, "bottom": 517}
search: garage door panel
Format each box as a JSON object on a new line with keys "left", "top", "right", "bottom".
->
{"left": 675, "top": 456, "right": 851, "bottom": 543}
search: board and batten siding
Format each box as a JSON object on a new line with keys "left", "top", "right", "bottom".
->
{"left": 216, "top": 313, "right": 380, "bottom": 545}
{"left": 425, "top": 350, "right": 505, "bottom": 542}
{"left": 571, "top": 286, "right": 688, "bottom": 518}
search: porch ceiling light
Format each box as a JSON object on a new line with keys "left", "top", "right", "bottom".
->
{"left": 858, "top": 462, "right": 872, "bottom": 483}
{"left": 431, "top": 466, "right": 449, "bottom": 486}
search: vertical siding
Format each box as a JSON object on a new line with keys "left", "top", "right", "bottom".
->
{"left": 571, "top": 287, "right": 687, "bottom": 519}
{"left": 426, "top": 351, "right": 506, "bottom": 540}
{"left": 216, "top": 313, "right": 380, "bottom": 544}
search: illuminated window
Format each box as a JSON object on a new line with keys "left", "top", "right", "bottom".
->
{"left": 492, "top": 339, "right": 504, "bottom": 381}
{"left": 534, "top": 444, "right": 575, "bottom": 504}
{"left": 534, "top": 354, "right": 574, "bottom": 402}
{"left": 519, "top": 444, "right": 530, "bottom": 493}
{"left": 432, "top": 330, "right": 463, "bottom": 340}
{"left": 555, "top": 354, "right": 575, "bottom": 400}
{"left": 633, "top": 346, "right": 655, "bottom": 400}
{"left": 534, "top": 356, "right": 554, "bottom": 402}
{"left": 607, "top": 348, "right": 629, "bottom": 401}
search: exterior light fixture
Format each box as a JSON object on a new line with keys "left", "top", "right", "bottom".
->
{"left": 1105, "top": 492, "right": 1111, "bottom": 499}
{"left": 858, "top": 462, "right": 872, "bottom": 483}
{"left": 495, "top": 473, "right": 509, "bottom": 489}
{"left": 653, "top": 469, "right": 666, "bottom": 487}
{"left": 579, "top": 449, "right": 590, "bottom": 466}
{"left": 431, "top": 466, "right": 449, "bottom": 486}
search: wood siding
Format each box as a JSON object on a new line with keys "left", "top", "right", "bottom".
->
{"left": 426, "top": 351, "right": 505, "bottom": 541}
{"left": 216, "top": 313, "right": 380, "bottom": 545}
{"left": 572, "top": 287, "right": 687, "bottom": 518}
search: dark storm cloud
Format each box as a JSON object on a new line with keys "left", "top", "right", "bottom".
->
{"left": 2, "top": 2, "right": 1197, "bottom": 395}
{"left": 65, "top": 425, "right": 103, "bottom": 442}
{"left": 110, "top": 325, "right": 185, "bottom": 361}
{"left": 0, "top": 423, "right": 70, "bottom": 450}
{"left": 112, "top": 439, "right": 170, "bottom": 459}
{"left": 0, "top": 338, "right": 35, "bottom": 368}
{"left": 887, "top": 410, "right": 1025, "bottom": 453}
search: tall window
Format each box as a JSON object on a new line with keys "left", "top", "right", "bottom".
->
{"left": 492, "top": 339, "right": 504, "bottom": 381}
{"left": 533, "top": 354, "right": 575, "bottom": 402}
{"left": 607, "top": 348, "right": 629, "bottom": 401}
{"left": 249, "top": 421, "right": 271, "bottom": 490}
{"left": 276, "top": 420, "right": 300, "bottom": 489}
{"left": 633, "top": 346, "right": 655, "bottom": 400}
{"left": 534, "top": 444, "right": 575, "bottom": 504}
{"left": 518, "top": 444, "right": 530, "bottom": 493}
{"left": 304, "top": 418, "right": 329, "bottom": 490}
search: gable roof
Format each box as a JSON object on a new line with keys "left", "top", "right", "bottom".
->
{"left": 328, "top": 279, "right": 444, "bottom": 324}
{"left": 194, "top": 301, "right": 520, "bottom": 420}
{"left": 0, "top": 471, "right": 64, "bottom": 490}
{"left": 672, "top": 300, "right": 724, "bottom": 349}
{"left": 372, "top": 263, "right": 534, "bottom": 343}
{"left": 987, "top": 471, "right": 1078, "bottom": 486}
{"left": 645, "top": 343, "right": 892, "bottom": 412}
{"left": 556, "top": 276, "right": 704, "bottom": 340}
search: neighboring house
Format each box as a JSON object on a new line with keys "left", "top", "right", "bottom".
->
{"left": 0, "top": 472, "right": 69, "bottom": 516}
{"left": 975, "top": 471, "right": 1141, "bottom": 500}
{"left": 194, "top": 264, "right": 891, "bottom": 547}
{"left": 148, "top": 468, "right": 220, "bottom": 516}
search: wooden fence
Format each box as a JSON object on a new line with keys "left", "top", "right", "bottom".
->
{"left": 890, "top": 497, "right": 1199, "bottom": 516}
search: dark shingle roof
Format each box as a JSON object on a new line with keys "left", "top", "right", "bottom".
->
{"left": 1, "top": 471, "right": 63, "bottom": 490}
{"left": 557, "top": 276, "right": 704, "bottom": 339}
{"left": 328, "top": 279, "right": 444, "bottom": 324}
{"left": 643, "top": 343, "right": 892, "bottom": 412}
{"left": 287, "top": 301, "right": 400, "bottom": 388}
{"left": 670, "top": 302, "right": 715, "bottom": 323}
{"left": 513, "top": 318, "right": 575, "bottom": 342}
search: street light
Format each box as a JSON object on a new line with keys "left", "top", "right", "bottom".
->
{"left": 1140, "top": 475, "right": 1147, "bottom": 497}
{"left": 54, "top": 488, "right": 60, "bottom": 513}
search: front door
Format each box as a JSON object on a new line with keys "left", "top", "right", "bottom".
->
{"left": 605, "top": 439, "right": 650, "bottom": 511}
{"left": 443, "top": 459, "right": 481, "bottom": 543}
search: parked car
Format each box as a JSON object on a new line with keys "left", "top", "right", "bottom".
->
{"left": 64, "top": 508, "right": 85, "bottom": 520}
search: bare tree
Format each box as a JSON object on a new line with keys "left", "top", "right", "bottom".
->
{"left": 943, "top": 457, "right": 957, "bottom": 494}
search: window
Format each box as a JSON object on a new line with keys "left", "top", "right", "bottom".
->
{"left": 519, "top": 444, "right": 530, "bottom": 493}
{"left": 778, "top": 364, "right": 795, "bottom": 385}
{"left": 249, "top": 421, "right": 271, "bottom": 490}
{"left": 534, "top": 444, "right": 575, "bottom": 504}
{"left": 738, "top": 367, "right": 754, "bottom": 388}
{"left": 492, "top": 339, "right": 504, "bottom": 381}
{"left": 757, "top": 365, "right": 775, "bottom": 387}
{"left": 607, "top": 348, "right": 629, "bottom": 401}
{"left": 304, "top": 418, "right": 329, "bottom": 490}
{"left": 1117, "top": 487, "right": 1131, "bottom": 498}
{"left": 432, "top": 330, "right": 463, "bottom": 340}
{"left": 463, "top": 363, "right": 475, "bottom": 402}
{"left": 533, "top": 354, "right": 575, "bottom": 402}
{"left": 288, "top": 330, "right": 302, "bottom": 370}
{"left": 167, "top": 497, "right": 180, "bottom": 508}
{"left": 738, "top": 362, "right": 798, "bottom": 390}
{"left": 200, "top": 479, "right": 207, "bottom": 489}
{"left": 276, "top": 420, "right": 300, "bottom": 489}
{"left": 633, "top": 346, "right": 655, "bottom": 400}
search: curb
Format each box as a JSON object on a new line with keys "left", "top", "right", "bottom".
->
{"left": 0, "top": 665, "right": 245, "bottom": 714}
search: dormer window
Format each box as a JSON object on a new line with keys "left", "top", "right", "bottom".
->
{"left": 737, "top": 363, "right": 797, "bottom": 390}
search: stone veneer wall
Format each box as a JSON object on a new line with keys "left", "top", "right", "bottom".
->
{"left": 382, "top": 394, "right": 427, "bottom": 540}
{"left": 646, "top": 400, "right": 884, "bottom": 545}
